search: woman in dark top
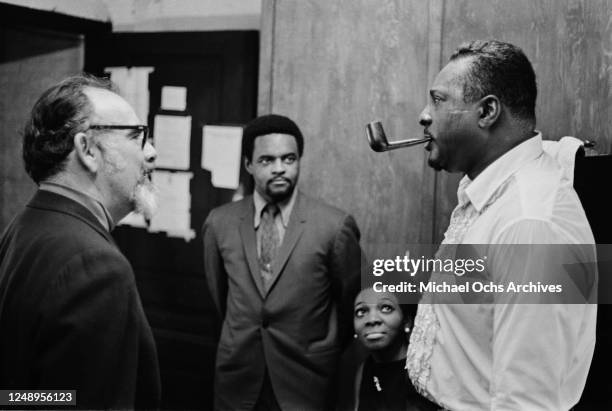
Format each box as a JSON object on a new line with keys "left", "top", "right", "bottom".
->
{"left": 353, "top": 288, "right": 438, "bottom": 411}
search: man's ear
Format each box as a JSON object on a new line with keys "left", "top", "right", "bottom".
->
{"left": 477, "top": 95, "right": 501, "bottom": 128}
{"left": 244, "top": 156, "right": 253, "bottom": 175}
{"left": 73, "top": 132, "right": 99, "bottom": 173}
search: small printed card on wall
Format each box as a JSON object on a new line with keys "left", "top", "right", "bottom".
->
{"left": 161, "top": 86, "right": 187, "bottom": 111}
{"left": 105, "top": 66, "right": 154, "bottom": 124}
{"left": 201, "top": 125, "right": 243, "bottom": 190}
{"left": 154, "top": 114, "right": 192, "bottom": 170}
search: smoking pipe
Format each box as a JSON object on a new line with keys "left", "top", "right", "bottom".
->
{"left": 366, "top": 121, "right": 431, "bottom": 152}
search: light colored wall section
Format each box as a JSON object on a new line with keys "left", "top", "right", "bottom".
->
{"left": 105, "top": 0, "right": 261, "bottom": 31}
{"left": 260, "top": 0, "right": 436, "bottom": 258}
{"left": 260, "top": 0, "right": 612, "bottom": 252}
{"left": 433, "top": 0, "right": 612, "bottom": 241}
{"left": 442, "top": 0, "right": 612, "bottom": 154}
{"left": 0, "top": 0, "right": 110, "bottom": 21}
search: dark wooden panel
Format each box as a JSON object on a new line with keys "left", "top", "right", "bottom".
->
{"left": 574, "top": 154, "right": 612, "bottom": 409}
{"left": 0, "top": 2, "right": 110, "bottom": 37}
{"left": 85, "top": 31, "right": 259, "bottom": 124}
{"left": 0, "top": 2, "right": 109, "bottom": 233}
{"left": 0, "top": 25, "right": 85, "bottom": 232}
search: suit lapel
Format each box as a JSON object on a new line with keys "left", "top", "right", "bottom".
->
{"left": 266, "top": 192, "right": 306, "bottom": 296}
{"left": 238, "top": 199, "right": 267, "bottom": 298}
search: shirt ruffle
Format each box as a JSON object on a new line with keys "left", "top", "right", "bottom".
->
{"left": 406, "top": 303, "right": 440, "bottom": 404}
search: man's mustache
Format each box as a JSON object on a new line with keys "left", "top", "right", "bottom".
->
{"left": 267, "top": 177, "right": 291, "bottom": 185}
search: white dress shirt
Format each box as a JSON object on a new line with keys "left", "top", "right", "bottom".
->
{"left": 407, "top": 133, "right": 597, "bottom": 410}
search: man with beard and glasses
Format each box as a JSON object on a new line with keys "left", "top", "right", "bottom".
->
{"left": 0, "top": 75, "right": 160, "bottom": 409}
{"left": 406, "top": 40, "right": 597, "bottom": 410}
{"left": 203, "top": 114, "right": 364, "bottom": 411}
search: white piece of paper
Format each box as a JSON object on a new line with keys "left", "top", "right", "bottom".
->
{"left": 148, "top": 170, "right": 195, "bottom": 241}
{"left": 105, "top": 66, "right": 154, "bottom": 123}
{"left": 202, "top": 125, "right": 243, "bottom": 189}
{"left": 118, "top": 211, "right": 147, "bottom": 228}
{"left": 154, "top": 115, "right": 192, "bottom": 170}
{"left": 161, "top": 86, "right": 187, "bottom": 111}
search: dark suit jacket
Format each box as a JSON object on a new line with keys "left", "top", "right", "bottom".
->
{"left": 203, "top": 191, "right": 363, "bottom": 411}
{"left": 0, "top": 190, "right": 161, "bottom": 410}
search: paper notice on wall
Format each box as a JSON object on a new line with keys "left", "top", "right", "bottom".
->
{"left": 117, "top": 211, "right": 147, "bottom": 228}
{"left": 201, "top": 125, "right": 243, "bottom": 189}
{"left": 105, "top": 66, "right": 154, "bottom": 123}
{"left": 161, "top": 86, "right": 187, "bottom": 111}
{"left": 148, "top": 170, "right": 195, "bottom": 241}
{"left": 154, "top": 115, "right": 191, "bottom": 169}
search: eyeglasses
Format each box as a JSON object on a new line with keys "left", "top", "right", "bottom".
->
{"left": 89, "top": 125, "right": 150, "bottom": 149}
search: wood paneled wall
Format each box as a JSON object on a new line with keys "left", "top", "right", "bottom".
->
{"left": 260, "top": 0, "right": 439, "bottom": 259}
{"left": 259, "top": 0, "right": 612, "bottom": 255}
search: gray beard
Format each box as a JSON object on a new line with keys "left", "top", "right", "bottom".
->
{"left": 133, "top": 179, "right": 158, "bottom": 220}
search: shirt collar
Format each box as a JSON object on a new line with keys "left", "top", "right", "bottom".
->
{"left": 39, "top": 182, "right": 115, "bottom": 231}
{"left": 464, "top": 132, "right": 543, "bottom": 212}
{"left": 253, "top": 188, "right": 298, "bottom": 229}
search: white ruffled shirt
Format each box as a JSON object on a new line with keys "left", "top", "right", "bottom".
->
{"left": 407, "top": 133, "right": 597, "bottom": 410}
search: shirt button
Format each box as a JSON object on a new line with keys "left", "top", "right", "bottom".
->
{"left": 262, "top": 319, "right": 269, "bottom": 328}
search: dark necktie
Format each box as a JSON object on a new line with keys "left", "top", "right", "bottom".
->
{"left": 259, "top": 203, "right": 280, "bottom": 285}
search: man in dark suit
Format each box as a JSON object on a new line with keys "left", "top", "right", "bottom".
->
{"left": 0, "top": 75, "right": 161, "bottom": 409}
{"left": 203, "top": 114, "right": 363, "bottom": 411}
